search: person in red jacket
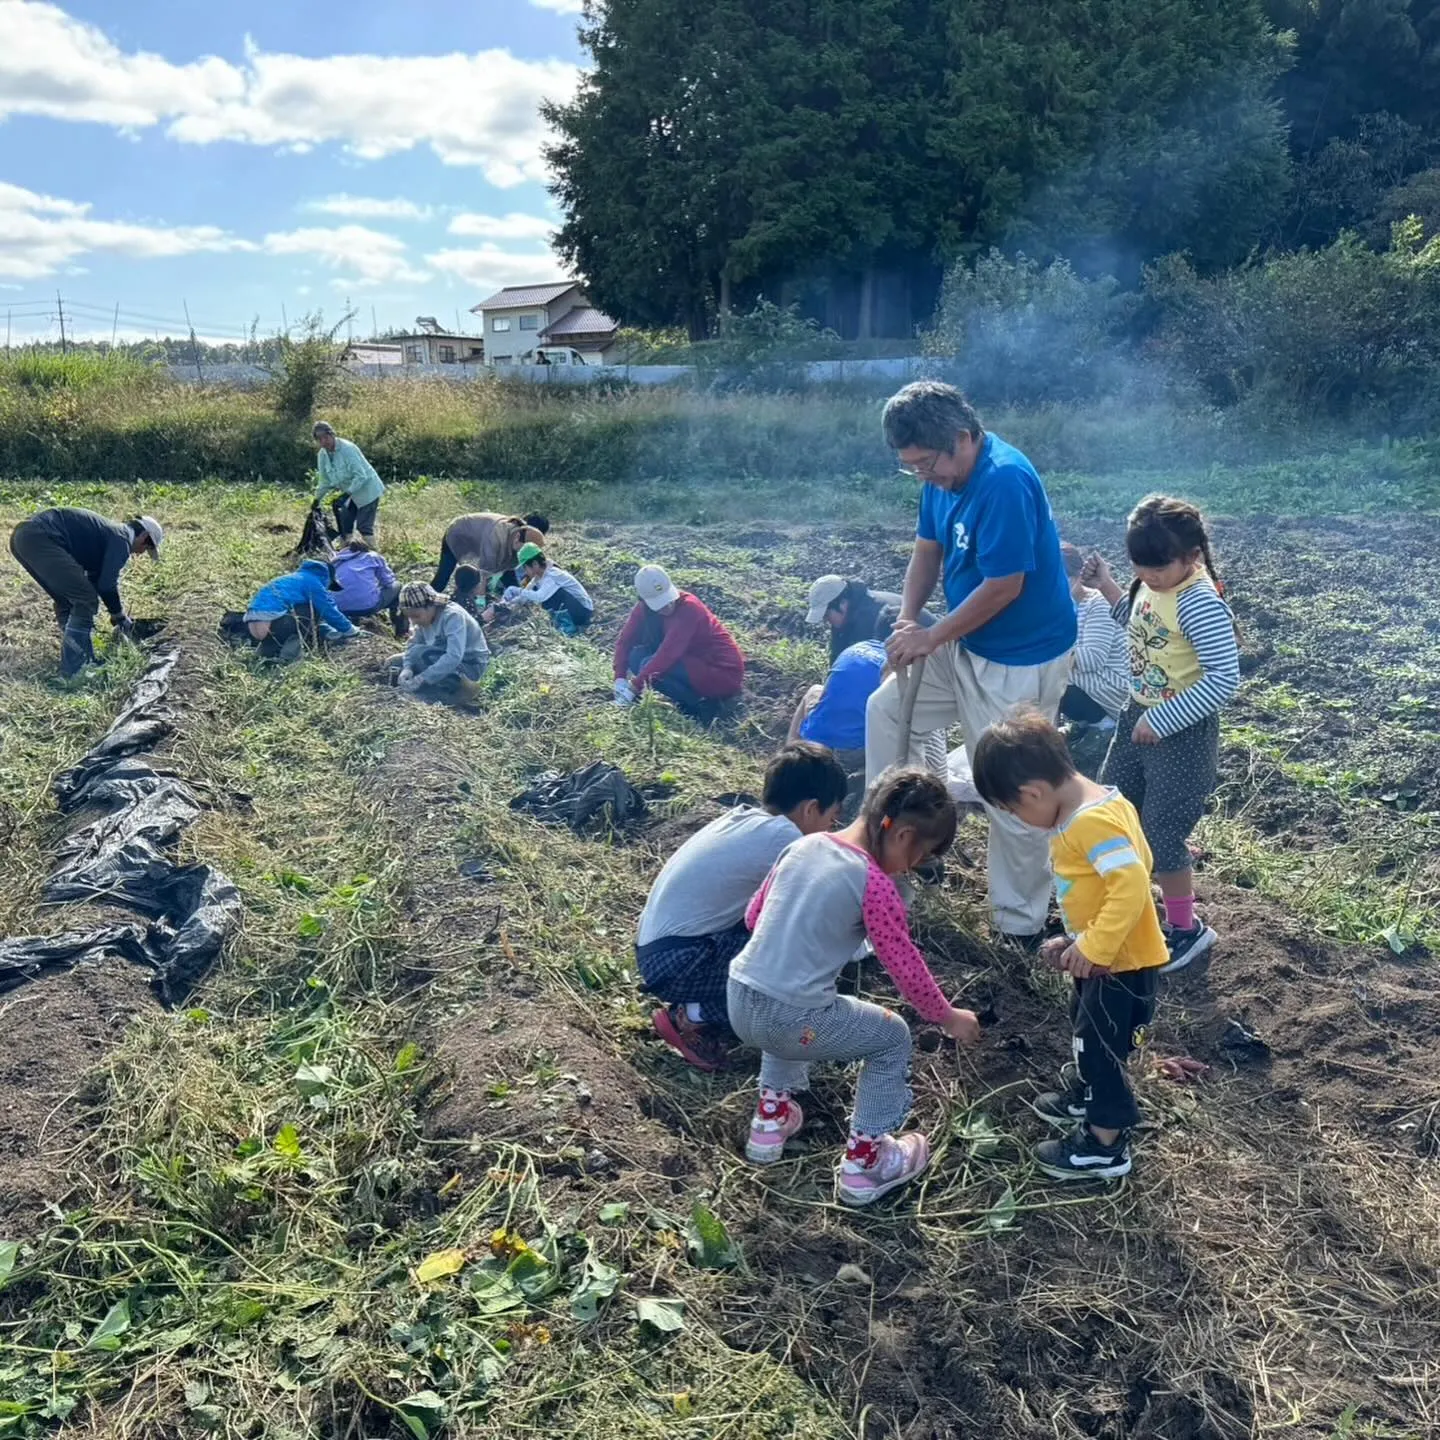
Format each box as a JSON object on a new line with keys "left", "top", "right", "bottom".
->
{"left": 614, "top": 564, "right": 745, "bottom": 717}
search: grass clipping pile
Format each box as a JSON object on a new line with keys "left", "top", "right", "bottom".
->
{"left": 0, "top": 496, "right": 1437, "bottom": 1440}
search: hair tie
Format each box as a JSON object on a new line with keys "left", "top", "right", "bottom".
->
{"left": 881, "top": 816, "right": 893, "bottom": 830}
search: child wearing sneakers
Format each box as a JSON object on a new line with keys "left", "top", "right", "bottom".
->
{"left": 501, "top": 543, "right": 595, "bottom": 636}
{"left": 637, "top": 742, "right": 849, "bottom": 1071}
{"left": 728, "top": 770, "right": 980, "bottom": 1207}
{"left": 971, "top": 709, "right": 1169, "bottom": 1181}
{"left": 1082, "top": 496, "right": 1239, "bottom": 973}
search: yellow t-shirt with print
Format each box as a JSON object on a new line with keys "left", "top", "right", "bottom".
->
{"left": 1050, "top": 791, "right": 1169, "bottom": 973}
{"left": 1128, "top": 571, "right": 1216, "bottom": 707}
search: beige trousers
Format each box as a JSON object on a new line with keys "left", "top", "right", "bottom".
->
{"left": 865, "top": 642, "right": 1073, "bottom": 935}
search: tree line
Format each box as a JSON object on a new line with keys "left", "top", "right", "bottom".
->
{"left": 544, "top": 0, "right": 1440, "bottom": 340}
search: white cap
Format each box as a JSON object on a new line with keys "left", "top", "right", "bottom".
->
{"left": 137, "top": 515, "right": 164, "bottom": 554}
{"left": 806, "top": 574, "right": 846, "bottom": 625}
{"left": 635, "top": 564, "right": 680, "bottom": 612}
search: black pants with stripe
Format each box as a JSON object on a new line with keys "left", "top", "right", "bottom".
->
{"left": 1072, "top": 967, "right": 1159, "bottom": 1130}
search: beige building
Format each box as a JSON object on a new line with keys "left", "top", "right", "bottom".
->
{"left": 392, "top": 318, "right": 485, "bottom": 366}
{"left": 473, "top": 282, "right": 620, "bottom": 366}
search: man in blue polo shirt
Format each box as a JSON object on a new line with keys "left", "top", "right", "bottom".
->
{"left": 865, "top": 381, "right": 1075, "bottom": 942}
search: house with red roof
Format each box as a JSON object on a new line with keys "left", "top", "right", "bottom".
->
{"left": 472, "top": 281, "right": 620, "bottom": 367}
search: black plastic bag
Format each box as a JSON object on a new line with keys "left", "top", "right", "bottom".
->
{"left": 0, "top": 926, "right": 152, "bottom": 994}
{"left": 510, "top": 760, "right": 648, "bottom": 834}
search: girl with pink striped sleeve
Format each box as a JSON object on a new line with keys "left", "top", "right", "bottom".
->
{"left": 727, "top": 770, "right": 981, "bottom": 1207}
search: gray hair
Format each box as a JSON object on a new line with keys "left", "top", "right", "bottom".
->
{"left": 399, "top": 581, "right": 444, "bottom": 610}
{"left": 312, "top": 421, "right": 335, "bottom": 438}
{"left": 881, "top": 381, "right": 983, "bottom": 452}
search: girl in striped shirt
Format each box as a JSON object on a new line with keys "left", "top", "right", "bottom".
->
{"left": 1083, "top": 496, "right": 1239, "bottom": 973}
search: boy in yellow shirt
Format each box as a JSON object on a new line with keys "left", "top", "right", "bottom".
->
{"left": 972, "top": 708, "right": 1169, "bottom": 1181}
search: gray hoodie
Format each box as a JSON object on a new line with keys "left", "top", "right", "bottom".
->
{"left": 405, "top": 602, "right": 490, "bottom": 683}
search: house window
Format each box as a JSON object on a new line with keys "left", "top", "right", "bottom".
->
{"left": 439, "top": 344, "right": 455, "bottom": 363}
{"left": 519, "top": 314, "right": 539, "bottom": 331}
{"left": 405, "top": 345, "right": 423, "bottom": 363}
{"left": 491, "top": 318, "right": 511, "bottom": 332}
{"left": 469, "top": 346, "right": 483, "bottom": 357}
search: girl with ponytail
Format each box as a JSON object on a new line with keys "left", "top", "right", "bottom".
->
{"left": 727, "top": 768, "right": 980, "bottom": 1207}
{"left": 1082, "top": 495, "right": 1240, "bottom": 974}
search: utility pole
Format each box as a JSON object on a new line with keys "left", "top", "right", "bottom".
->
{"left": 371, "top": 304, "right": 378, "bottom": 340}
{"left": 183, "top": 299, "right": 203, "bottom": 382}
{"left": 5, "top": 309, "right": 10, "bottom": 355}
{"left": 111, "top": 302, "right": 120, "bottom": 351}
{"left": 346, "top": 298, "right": 353, "bottom": 344}
{"left": 281, "top": 302, "right": 289, "bottom": 333}
{"left": 56, "top": 291, "right": 67, "bottom": 355}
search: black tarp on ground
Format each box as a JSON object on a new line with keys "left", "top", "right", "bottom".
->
{"left": 4, "top": 649, "right": 241, "bottom": 1004}
{"left": 510, "top": 760, "right": 649, "bottom": 834}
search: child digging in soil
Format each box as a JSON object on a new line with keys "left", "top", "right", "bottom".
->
{"left": 639, "top": 742, "right": 850, "bottom": 1071}
{"left": 728, "top": 770, "right": 981, "bottom": 1207}
{"left": 1082, "top": 496, "right": 1240, "bottom": 973}
{"left": 972, "top": 709, "right": 1169, "bottom": 1180}
{"left": 499, "top": 543, "right": 595, "bottom": 635}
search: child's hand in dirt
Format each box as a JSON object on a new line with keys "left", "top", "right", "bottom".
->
{"left": 1131, "top": 715, "right": 1160, "bottom": 746}
{"left": 1060, "top": 942, "right": 1107, "bottom": 979}
{"left": 1039, "top": 935, "right": 1069, "bottom": 969}
{"left": 942, "top": 1006, "right": 981, "bottom": 1045}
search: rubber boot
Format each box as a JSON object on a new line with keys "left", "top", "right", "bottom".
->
{"left": 59, "top": 617, "right": 97, "bottom": 677}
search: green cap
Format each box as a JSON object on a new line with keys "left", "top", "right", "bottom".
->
{"left": 516, "top": 542, "right": 545, "bottom": 566}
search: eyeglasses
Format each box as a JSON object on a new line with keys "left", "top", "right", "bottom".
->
{"left": 898, "top": 452, "right": 942, "bottom": 477}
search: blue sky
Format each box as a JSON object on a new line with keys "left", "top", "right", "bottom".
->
{"left": 0, "top": 1, "right": 586, "bottom": 343}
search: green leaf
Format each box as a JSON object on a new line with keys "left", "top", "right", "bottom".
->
{"left": 984, "top": 1184, "right": 1017, "bottom": 1233}
{"left": 296, "top": 912, "right": 327, "bottom": 939}
{"left": 508, "top": 1248, "right": 559, "bottom": 1300}
{"left": 685, "top": 1202, "right": 738, "bottom": 1270}
{"left": 1381, "top": 924, "right": 1410, "bottom": 955}
{"left": 396, "top": 1390, "right": 445, "bottom": 1440}
{"left": 86, "top": 1298, "right": 131, "bottom": 1351}
{"left": 952, "top": 1112, "right": 1003, "bottom": 1159}
{"left": 598, "top": 1202, "right": 630, "bottom": 1224}
{"left": 0, "top": 1242, "right": 17, "bottom": 1291}
{"left": 273, "top": 1124, "right": 302, "bottom": 1162}
{"left": 570, "top": 1253, "right": 621, "bottom": 1323}
{"left": 467, "top": 1265, "right": 525, "bottom": 1316}
{"left": 185, "top": 1008, "right": 210, "bottom": 1024}
{"left": 293, "top": 1063, "right": 334, "bottom": 1097}
{"left": 636, "top": 1296, "right": 685, "bottom": 1335}
{"left": 393, "top": 1042, "right": 422, "bottom": 1073}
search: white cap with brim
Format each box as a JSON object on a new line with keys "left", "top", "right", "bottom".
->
{"left": 635, "top": 564, "right": 680, "bottom": 612}
{"left": 138, "top": 516, "right": 164, "bottom": 554}
{"left": 806, "top": 574, "right": 846, "bottom": 625}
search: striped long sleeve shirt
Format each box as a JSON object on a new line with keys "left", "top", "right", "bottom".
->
{"left": 1072, "top": 592, "right": 1131, "bottom": 719}
{"left": 1114, "top": 575, "right": 1239, "bottom": 738}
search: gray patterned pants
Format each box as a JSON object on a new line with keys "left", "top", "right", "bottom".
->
{"left": 727, "top": 979, "right": 913, "bottom": 1136}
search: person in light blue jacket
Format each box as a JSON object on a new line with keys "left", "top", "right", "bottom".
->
{"left": 243, "top": 558, "right": 357, "bottom": 661}
{"left": 313, "top": 421, "right": 385, "bottom": 539}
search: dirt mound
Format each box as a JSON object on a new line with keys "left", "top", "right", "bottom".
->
{"left": 0, "top": 958, "right": 156, "bottom": 1230}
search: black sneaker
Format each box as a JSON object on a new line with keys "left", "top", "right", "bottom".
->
{"left": 1034, "top": 1125, "right": 1132, "bottom": 1181}
{"left": 1161, "top": 922, "right": 1217, "bottom": 975}
{"left": 1031, "top": 1080, "right": 1087, "bottom": 1127}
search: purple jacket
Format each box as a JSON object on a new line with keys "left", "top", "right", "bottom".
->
{"left": 332, "top": 548, "right": 397, "bottom": 614}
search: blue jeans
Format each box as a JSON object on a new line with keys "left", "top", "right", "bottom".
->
{"left": 628, "top": 645, "right": 705, "bottom": 714}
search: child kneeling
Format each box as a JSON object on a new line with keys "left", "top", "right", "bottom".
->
{"left": 972, "top": 709, "right": 1169, "bottom": 1181}
{"left": 728, "top": 770, "right": 979, "bottom": 1207}
{"left": 501, "top": 543, "right": 594, "bottom": 636}
{"left": 637, "top": 742, "right": 849, "bottom": 1071}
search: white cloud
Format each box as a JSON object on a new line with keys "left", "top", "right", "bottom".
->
{"left": 306, "top": 195, "right": 433, "bottom": 222}
{"left": 0, "top": 3, "right": 580, "bottom": 186}
{"left": 0, "top": 180, "right": 253, "bottom": 281}
{"left": 528, "top": 0, "right": 585, "bottom": 13}
{"left": 447, "top": 212, "right": 556, "bottom": 242}
{"left": 264, "top": 225, "right": 429, "bottom": 289}
{"left": 426, "top": 244, "right": 564, "bottom": 295}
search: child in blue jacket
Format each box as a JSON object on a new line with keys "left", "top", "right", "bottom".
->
{"left": 244, "top": 558, "right": 357, "bottom": 661}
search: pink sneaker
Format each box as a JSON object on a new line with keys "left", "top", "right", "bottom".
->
{"left": 745, "top": 1092, "right": 804, "bottom": 1164}
{"left": 837, "top": 1131, "right": 930, "bottom": 1207}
